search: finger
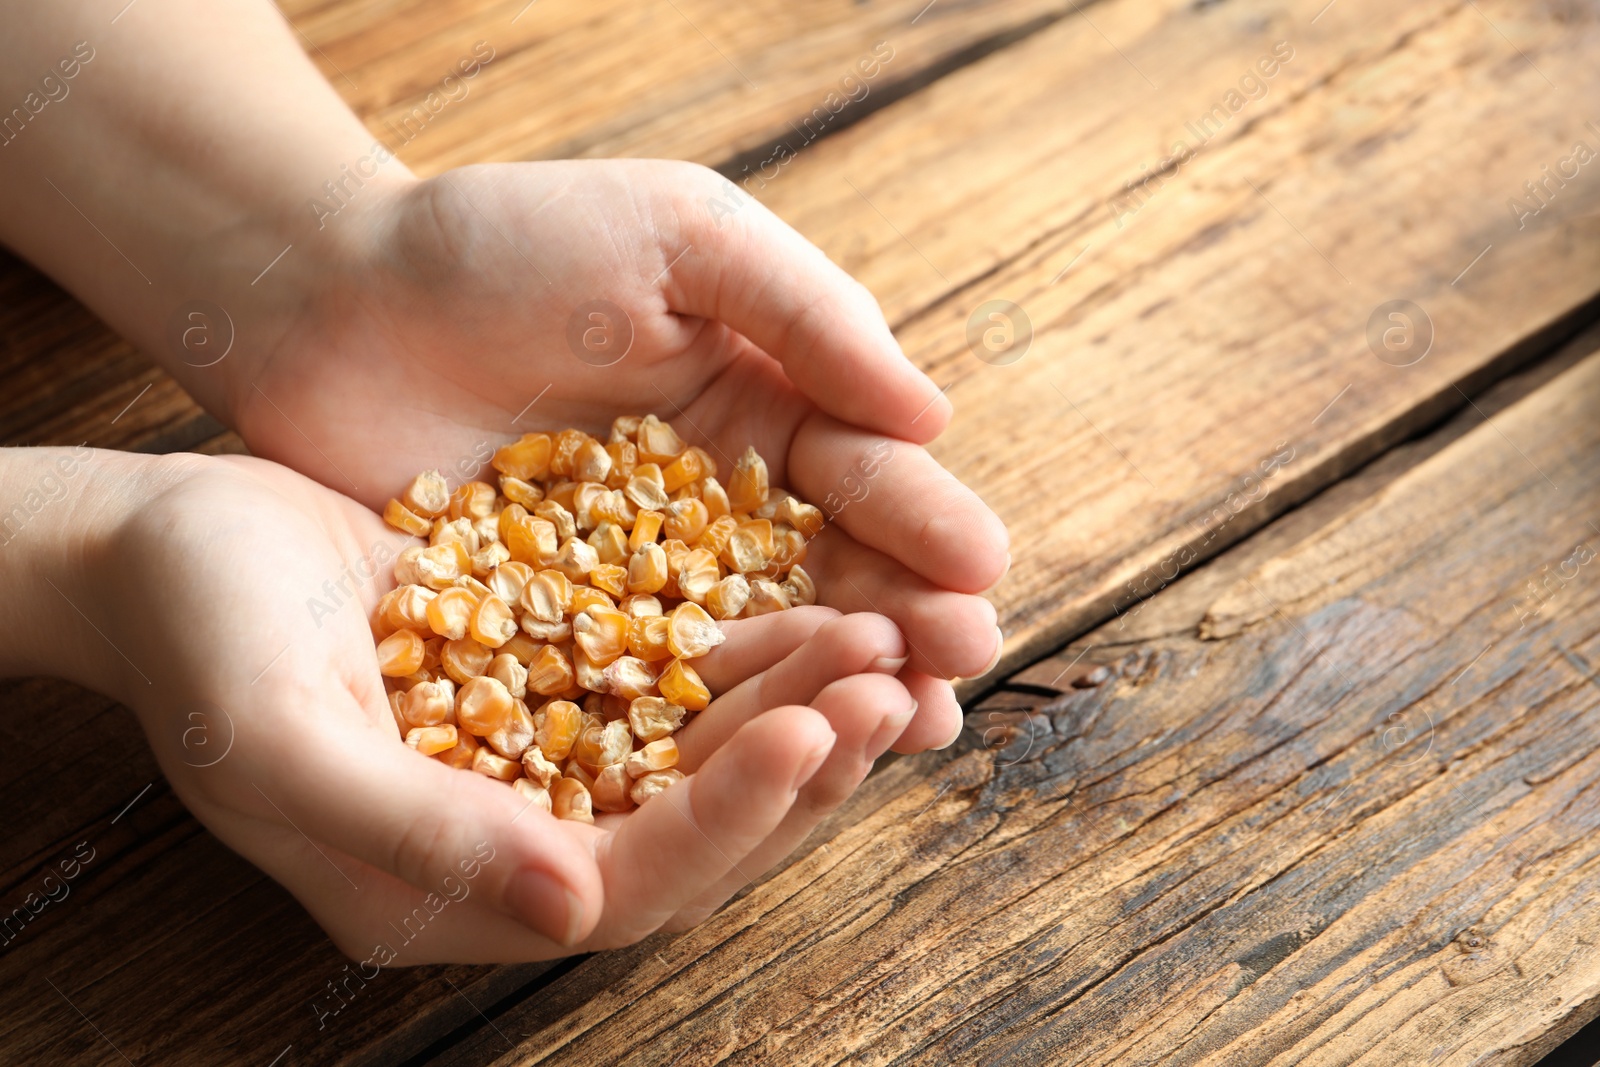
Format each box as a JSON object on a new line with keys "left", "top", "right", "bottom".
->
{"left": 788, "top": 412, "right": 1009, "bottom": 594}
{"left": 670, "top": 174, "right": 950, "bottom": 444}
{"left": 674, "top": 612, "right": 907, "bottom": 769}
{"left": 590, "top": 705, "right": 835, "bottom": 945}
{"left": 894, "top": 670, "right": 963, "bottom": 753}
{"left": 694, "top": 604, "right": 840, "bottom": 693}
{"left": 263, "top": 702, "right": 602, "bottom": 948}
{"left": 665, "top": 671, "right": 914, "bottom": 929}
{"left": 803, "top": 531, "right": 1004, "bottom": 679}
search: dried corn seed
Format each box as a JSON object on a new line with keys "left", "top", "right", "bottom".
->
{"left": 526, "top": 645, "right": 575, "bottom": 696}
{"left": 492, "top": 433, "right": 553, "bottom": 481}
{"left": 402, "top": 470, "right": 450, "bottom": 518}
{"left": 696, "top": 514, "right": 738, "bottom": 558}
{"left": 470, "top": 593, "right": 518, "bottom": 648}
{"left": 630, "top": 769, "right": 685, "bottom": 805}
{"left": 666, "top": 601, "right": 725, "bottom": 659}
{"left": 533, "top": 699, "right": 582, "bottom": 760}
{"left": 388, "top": 691, "right": 407, "bottom": 738}
{"left": 385, "top": 584, "right": 435, "bottom": 631}
{"left": 486, "top": 697, "right": 536, "bottom": 760}
{"left": 426, "top": 586, "right": 478, "bottom": 640}
{"left": 406, "top": 724, "right": 458, "bottom": 756}
{"left": 550, "top": 537, "right": 599, "bottom": 581}
{"left": 628, "top": 509, "right": 664, "bottom": 552}
{"left": 676, "top": 548, "right": 720, "bottom": 604}
{"left": 450, "top": 480, "right": 498, "bottom": 521}
{"left": 629, "top": 696, "right": 687, "bottom": 743}
{"left": 728, "top": 447, "right": 769, "bottom": 512}
{"left": 504, "top": 513, "right": 558, "bottom": 567}
{"left": 662, "top": 498, "right": 709, "bottom": 543}
{"left": 486, "top": 561, "right": 536, "bottom": 605}
{"left": 534, "top": 500, "right": 577, "bottom": 542}
{"left": 611, "top": 414, "right": 642, "bottom": 443}
{"left": 499, "top": 475, "right": 544, "bottom": 508}
{"left": 436, "top": 729, "right": 479, "bottom": 769}
{"left": 573, "top": 646, "right": 608, "bottom": 692}
{"left": 440, "top": 637, "right": 494, "bottom": 684}
{"left": 521, "top": 746, "right": 562, "bottom": 788}
{"left": 588, "top": 521, "right": 628, "bottom": 565}
{"left": 520, "top": 617, "right": 572, "bottom": 643}
{"left": 512, "top": 779, "right": 552, "bottom": 811}
{"left": 658, "top": 658, "right": 711, "bottom": 711}
{"left": 603, "top": 439, "right": 637, "bottom": 488}
{"left": 371, "top": 595, "right": 400, "bottom": 641}
{"left": 416, "top": 541, "right": 472, "bottom": 589}
{"left": 457, "top": 675, "right": 514, "bottom": 736}
{"left": 393, "top": 545, "right": 427, "bottom": 586}
{"left": 584, "top": 720, "right": 632, "bottom": 770}
{"left": 591, "top": 764, "right": 635, "bottom": 812}
{"left": 472, "top": 514, "right": 501, "bottom": 545}
{"left": 660, "top": 448, "right": 704, "bottom": 493}
{"left": 784, "top": 564, "right": 818, "bottom": 606}
{"left": 403, "top": 679, "right": 455, "bottom": 728}
{"left": 573, "top": 606, "right": 630, "bottom": 666}
{"left": 603, "top": 656, "right": 659, "bottom": 700}
{"left": 589, "top": 562, "right": 628, "bottom": 597}
{"left": 626, "top": 541, "right": 668, "bottom": 594}
{"left": 549, "top": 429, "right": 592, "bottom": 478}
{"left": 420, "top": 636, "right": 444, "bottom": 673}
{"left": 620, "top": 593, "right": 664, "bottom": 618}
{"left": 377, "top": 629, "right": 426, "bottom": 676}
{"left": 488, "top": 652, "right": 528, "bottom": 699}
{"left": 627, "top": 615, "right": 672, "bottom": 661}
{"left": 431, "top": 516, "right": 479, "bottom": 553}
{"left": 550, "top": 777, "right": 594, "bottom": 823}
{"left": 453, "top": 574, "right": 494, "bottom": 602}
{"left": 701, "top": 475, "right": 731, "bottom": 520}
{"left": 721, "top": 526, "right": 771, "bottom": 574}
{"left": 771, "top": 524, "right": 808, "bottom": 570}
{"left": 706, "top": 573, "right": 751, "bottom": 620}
{"left": 745, "top": 579, "right": 793, "bottom": 617}
{"left": 636, "top": 415, "right": 686, "bottom": 463}
{"left": 498, "top": 631, "right": 542, "bottom": 666}
{"left": 470, "top": 540, "right": 512, "bottom": 578}
{"left": 471, "top": 746, "right": 521, "bottom": 781}
{"left": 572, "top": 438, "right": 614, "bottom": 483}
{"left": 625, "top": 738, "right": 679, "bottom": 778}
{"left": 519, "top": 570, "right": 570, "bottom": 624}
{"left": 624, "top": 472, "right": 670, "bottom": 512}
{"left": 384, "top": 498, "right": 431, "bottom": 536}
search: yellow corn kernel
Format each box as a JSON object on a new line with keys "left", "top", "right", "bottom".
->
{"left": 420, "top": 636, "right": 444, "bottom": 673}
{"left": 498, "top": 631, "right": 542, "bottom": 666}
{"left": 402, "top": 470, "right": 450, "bottom": 518}
{"left": 512, "top": 779, "right": 552, "bottom": 812}
{"left": 574, "top": 718, "right": 632, "bottom": 773}
{"left": 573, "top": 606, "right": 630, "bottom": 666}
{"left": 595, "top": 489, "right": 637, "bottom": 529}
{"left": 662, "top": 498, "right": 709, "bottom": 543}
{"left": 504, "top": 513, "right": 558, "bottom": 567}
{"left": 453, "top": 574, "right": 494, "bottom": 602}
{"left": 566, "top": 751, "right": 598, "bottom": 790}
{"left": 457, "top": 675, "right": 514, "bottom": 736}
{"left": 636, "top": 415, "right": 687, "bottom": 464}
{"left": 416, "top": 541, "right": 473, "bottom": 589}
{"left": 549, "top": 429, "right": 592, "bottom": 478}
{"left": 372, "top": 592, "right": 401, "bottom": 641}
{"left": 626, "top": 542, "right": 668, "bottom": 594}
{"left": 533, "top": 699, "right": 582, "bottom": 760}
{"left": 383, "top": 498, "right": 431, "bottom": 537}
{"left": 486, "top": 561, "right": 536, "bottom": 605}
{"left": 624, "top": 471, "right": 670, "bottom": 512}
{"left": 589, "top": 562, "right": 627, "bottom": 598}
{"left": 550, "top": 777, "right": 594, "bottom": 823}
{"left": 628, "top": 696, "right": 687, "bottom": 742}
{"left": 487, "top": 696, "right": 536, "bottom": 760}
{"left": 499, "top": 475, "right": 544, "bottom": 509}
{"left": 696, "top": 514, "right": 738, "bottom": 558}
{"left": 471, "top": 746, "right": 521, "bottom": 781}
{"left": 521, "top": 616, "right": 572, "bottom": 643}
{"left": 771, "top": 524, "right": 808, "bottom": 571}
{"left": 728, "top": 446, "right": 768, "bottom": 512}
{"left": 488, "top": 652, "right": 528, "bottom": 699}
{"left": 534, "top": 500, "right": 577, "bottom": 542}
{"left": 403, "top": 679, "right": 455, "bottom": 727}
{"left": 436, "top": 729, "right": 479, "bottom": 770}
{"left": 550, "top": 537, "right": 599, "bottom": 582}
{"left": 520, "top": 570, "right": 572, "bottom": 624}
{"left": 521, "top": 746, "right": 562, "bottom": 788}
{"left": 779, "top": 497, "right": 825, "bottom": 538}
{"left": 449, "top": 480, "right": 498, "bottom": 521}
{"left": 377, "top": 629, "right": 426, "bottom": 676}
{"left": 392, "top": 545, "right": 427, "bottom": 587}
{"left": 627, "top": 615, "right": 672, "bottom": 661}
{"left": 591, "top": 764, "right": 635, "bottom": 813}
{"left": 700, "top": 476, "right": 731, "bottom": 521}
{"left": 630, "top": 768, "right": 686, "bottom": 805}
{"left": 745, "top": 579, "right": 793, "bottom": 617}
{"left": 440, "top": 637, "right": 494, "bottom": 684}
{"left": 388, "top": 690, "right": 407, "bottom": 738}
{"left": 573, "top": 645, "right": 608, "bottom": 692}
{"left": 611, "top": 414, "right": 642, "bottom": 443}
{"left": 705, "top": 573, "right": 751, "bottom": 620}
{"left": 667, "top": 601, "right": 725, "bottom": 659}
{"left": 628, "top": 510, "right": 664, "bottom": 552}
{"left": 470, "top": 593, "right": 518, "bottom": 648}
{"left": 384, "top": 584, "right": 435, "bottom": 631}
{"left": 619, "top": 593, "right": 663, "bottom": 618}
{"left": 426, "top": 586, "right": 478, "bottom": 640}
{"left": 658, "top": 658, "right": 710, "bottom": 711}
{"left": 625, "top": 737, "right": 680, "bottom": 778}
{"left": 588, "top": 521, "right": 629, "bottom": 565}
{"left": 660, "top": 448, "right": 704, "bottom": 493}
{"left": 784, "top": 564, "right": 818, "bottom": 606}
{"left": 470, "top": 540, "right": 512, "bottom": 578}
{"left": 492, "top": 433, "right": 552, "bottom": 481}
{"left": 603, "top": 655, "right": 662, "bottom": 699}
{"left": 676, "top": 548, "right": 721, "bottom": 605}
{"left": 406, "top": 724, "right": 458, "bottom": 756}
{"left": 571, "top": 482, "right": 609, "bottom": 530}
{"left": 721, "top": 526, "right": 772, "bottom": 574}
{"left": 526, "top": 645, "right": 575, "bottom": 696}
{"left": 604, "top": 439, "right": 637, "bottom": 489}
{"left": 571, "top": 438, "right": 613, "bottom": 484}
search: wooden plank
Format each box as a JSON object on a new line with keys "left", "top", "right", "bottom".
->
{"left": 422, "top": 328, "right": 1600, "bottom": 1066}
{"left": 747, "top": 0, "right": 1600, "bottom": 680}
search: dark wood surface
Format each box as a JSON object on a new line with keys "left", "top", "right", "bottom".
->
{"left": 3, "top": 1, "right": 1599, "bottom": 1064}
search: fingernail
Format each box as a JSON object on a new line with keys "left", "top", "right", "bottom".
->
{"left": 867, "top": 701, "right": 917, "bottom": 758}
{"left": 985, "top": 553, "right": 1013, "bottom": 594}
{"left": 792, "top": 737, "right": 835, "bottom": 791}
{"left": 933, "top": 716, "right": 964, "bottom": 750}
{"left": 980, "top": 627, "right": 1005, "bottom": 677}
{"left": 508, "top": 872, "right": 584, "bottom": 947}
{"left": 870, "top": 655, "right": 910, "bottom": 674}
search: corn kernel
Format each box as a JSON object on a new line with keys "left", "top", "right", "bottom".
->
{"left": 696, "top": 514, "right": 738, "bottom": 558}
{"left": 393, "top": 545, "right": 427, "bottom": 586}
{"left": 440, "top": 637, "right": 494, "bottom": 684}
{"left": 426, "top": 586, "right": 478, "bottom": 640}
{"left": 625, "top": 737, "right": 679, "bottom": 778}
{"left": 403, "top": 679, "right": 455, "bottom": 727}
{"left": 604, "top": 439, "right": 637, "bottom": 488}
{"left": 629, "top": 696, "right": 687, "bottom": 742}
{"left": 721, "top": 526, "right": 771, "bottom": 574}
{"left": 590, "top": 562, "right": 628, "bottom": 597}
{"left": 499, "top": 475, "right": 544, "bottom": 508}
{"left": 487, "top": 561, "right": 536, "bottom": 605}
{"left": 534, "top": 500, "right": 577, "bottom": 542}
{"left": 573, "top": 645, "right": 608, "bottom": 692}
{"left": 658, "top": 658, "right": 710, "bottom": 711}
{"left": 676, "top": 548, "right": 720, "bottom": 604}
{"left": 384, "top": 498, "right": 431, "bottom": 536}
{"left": 662, "top": 498, "right": 709, "bottom": 543}
{"left": 534, "top": 699, "right": 582, "bottom": 760}
{"left": 385, "top": 584, "right": 435, "bottom": 631}
{"left": 377, "top": 629, "right": 426, "bottom": 676}
{"left": 701, "top": 475, "right": 731, "bottom": 520}
{"left": 628, "top": 510, "right": 664, "bottom": 552}
{"left": 636, "top": 415, "right": 686, "bottom": 464}
{"left": 628, "top": 615, "right": 672, "bottom": 661}
{"left": 666, "top": 601, "right": 725, "bottom": 659}
{"left": 471, "top": 746, "right": 521, "bottom": 781}
{"left": 591, "top": 764, "right": 635, "bottom": 812}
{"left": 512, "top": 779, "right": 552, "bottom": 811}
{"left": 626, "top": 542, "right": 668, "bottom": 594}
{"left": 492, "top": 433, "right": 552, "bottom": 481}
{"left": 436, "top": 729, "right": 478, "bottom": 770}
{"left": 388, "top": 690, "right": 407, "bottom": 738}
{"left": 624, "top": 472, "right": 670, "bottom": 512}
{"left": 565, "top": 757, "right": 597, "bottom": 791}
{"left": 728, "top": 447, "right": 768, "bottom": 512}
{"left": 406, "top": 724, "right": 458, "bottom": 756}
{"left": 660, "top": 448, "right": 704, "bottom": 493}
{"left": 470, "top": 540, "right": 512, "bottom": 578}
{"left": 706, "top": 573, "right": 751, "bottom": 620}
{"left": 587, "top": 521, "right": 628, "bottom": 565}
{"left": 573, "top": 606, "right": 630, "bottom": 666}
{"left": 416, "top": 541, "right": 472, "bottom": 589}
{"left": 504, "top": 513, "right": 558, "bottom": 567}
{"left": 550, "top": 777, "right": 594, "bottom": 823}
{"left": 771, "top": 524, "right": 808, "bottom": 570}
{"left": 486, "top": 696, "right": 536, "bottom": 760}
{"left": 521, "top": 617, "right": 572, "bottom": 643}
{"left": 549, "top": 429, "right": 592, "bottom": 478}
{"left": 611, "top": 414, "right": 642, "bottom": 443}
{"left": 470, "top": 593, "right": 518, "bottom": 648}
{"left": 431, "top": 517, "right": 479, "bottom": 553}
{"left": 550, "top": 537, "right": 599, "bottom": 581}
{"left": 572, "top": 438, "right": 613, "bottom": 483}
{"left": 499, "top": 631, "right": 542, "bottom": 666}
{"left": 488, "top": 652, "right": 528, "bottom": 699}
{"left": 453, "top": 574, "right": 494, "bottom": 602}
{"left": 457, "top": 675, "right": 514, "bottom": 736}
{"left": 372, "top": 592, "right": 401, "bottom": 640}
{"left": 526, "top": 645, "right": 575, "bottom": 696}
{"left": 603, "top": 655, "right": 662, "bottom": 699}
{"left": 522, "top": 746, "right": 562, "bottom": 788}
{"left": 630, "top": 769, "right": 685, "bottom": 805}
{"left": 746, "top": 579, "right": 792, "bottom": 617}
{"left": 619, "top": 593, "right": 663, "bottom": 618}
{"left": 402, "top": 470, "right": 450, "bottom": 518}
{"left": 784, "top": 564, "right": 817, "bottom": 606}
{"left": 450, "top": 481, "right": 498, "bottom": 521}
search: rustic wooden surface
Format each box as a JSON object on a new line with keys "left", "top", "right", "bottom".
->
{"left": 2, "top": 0, "right": 1599, "bottom": 1064}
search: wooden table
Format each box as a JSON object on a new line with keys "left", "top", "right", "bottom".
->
{"left": 4, "top": 1, "right": 1600, "bottom": 1063}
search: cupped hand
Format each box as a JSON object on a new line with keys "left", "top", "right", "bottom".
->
{"left": 88, "top": 453, "right": 917, "bottom": 962}
{"left": 235, "top": 160, "right": 1010, "bottom": 747}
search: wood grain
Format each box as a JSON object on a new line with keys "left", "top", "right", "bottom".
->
{"left": 425, "top": 329, "right": 1600, "bottom": 1067}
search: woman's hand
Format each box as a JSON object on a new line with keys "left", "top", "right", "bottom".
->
{"left": 234, "top": 161, "right": 1009, "bottom": 748}
{"left": 65, "top": 451, "right": 917, "bottom": 962}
